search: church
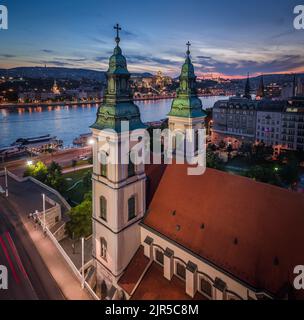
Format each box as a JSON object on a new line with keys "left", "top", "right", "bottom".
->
{"left": 90, "top": 25, "right": 304, "bottom": 301}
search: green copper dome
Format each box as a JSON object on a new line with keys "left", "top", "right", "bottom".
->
{"left": 168, "top": 42, "right": 206, "bottom": 119}
{"left": 181, "top": 57, "right": 195, "bottom": 79}
{"left": 108, "top": 45, "right": 129, "bottom": 75}
{"left": 91, "top": 24, "right": 146, "bottom": 132}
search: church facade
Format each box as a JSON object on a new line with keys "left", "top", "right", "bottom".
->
{"left": 91, "top": 26, "right": 304, "bottom": 300}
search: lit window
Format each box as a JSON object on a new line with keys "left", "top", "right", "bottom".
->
{"left": 100, "top": 196, "right": 107, "bottom": 221}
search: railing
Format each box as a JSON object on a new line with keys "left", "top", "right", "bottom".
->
{"left": 0, "top": 169, "right": 99, "bottom": 300}
{"left": 0, "top": 170, "right": 71, "bottom": 212}
{"left": 40, "top": 217, "right": 99, "bottom": 301}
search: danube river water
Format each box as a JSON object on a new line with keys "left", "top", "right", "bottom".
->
{"left": 0, "top": 96, "right": 228, "bottom": 148}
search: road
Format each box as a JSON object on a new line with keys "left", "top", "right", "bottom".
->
{"left": 0, "top": 198, "right": 65, "bottom": 300}
{"left": 0, "top": 147, "right": 93, "bottom": 177}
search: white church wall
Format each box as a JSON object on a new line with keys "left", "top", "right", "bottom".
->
{"left": 140, "top": 226, "right": 265, "bottom": 301}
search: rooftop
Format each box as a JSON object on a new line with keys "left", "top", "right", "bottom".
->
{"left": 143, "top": 165, "right": 304, "bottom": 298}
{"left": 131, "top": 262, "right": 206, "bottom": 300}
{"left": 118, "top": 246, "right": 150, "bottom": 296}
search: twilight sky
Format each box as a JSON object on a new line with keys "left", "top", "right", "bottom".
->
{"left": 0, "top": 0, "right": 303, "bottom": 78}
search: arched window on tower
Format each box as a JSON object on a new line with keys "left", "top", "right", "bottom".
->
{"left": 100, "top": 238, "right": 107, "bottom": 261}
{"left": 100, "top": 151, "right": 108, "bottom": 178}
{"left": 128, "top": 152, "right": 135, "bottom": 178}
{"left": 195, "top": 130, "right": 199, "bottom": 153}
{"left": 128, "top": 196, "right": 136, "bottom": 221}
{"left": 100, "top": 196, "right": 107, "bottom": 221}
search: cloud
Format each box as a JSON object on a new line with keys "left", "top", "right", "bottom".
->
{"left": 41, "top": 49, "right": 55, "bottom": 54}
{"left": 64, "top": 57, "right": 87, "bottom": 62}
{"left": 196, "top": 54, "right": 304, "bottom": 76}
{"left": 89, "top": 37, "right": 107, "bottom": 45}
{"left": 127, "top": 54, "right": 180, "bottom": 66}
{"left": 121, "top": 30, "right": 137, "bottom": 39}
{"left": 0, "top": 54, "right": 16, "bottom": 58}
{"left": 94, "top": 56, "right": 108, "bottom": 63}
{"left": 40, "top": 60, "right": 74, "bottom": 67}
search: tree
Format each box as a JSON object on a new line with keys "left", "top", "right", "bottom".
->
{"left": 66, "top": 192, "right": 92, "bottom": 239}
{"left": 206, "top": 150, "right": 223, "bottom": 170}
{"left": 24, "top": 161, "right": 48, "bottom": 182}
{"left": 83, "top": 171, "right": 92, "bottom": 189}
{"left": 246, "top": 165, "right": 279, "bottom": 185}
{"left": 46, "top": 162, "right": 67, "bottom": 193}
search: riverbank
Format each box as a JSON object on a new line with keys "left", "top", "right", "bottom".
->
{"left": 0, "top": 95, "right": 175, "bottom": 109}
{"left": 0, "top": 94, "right": 228, "bottom": 110}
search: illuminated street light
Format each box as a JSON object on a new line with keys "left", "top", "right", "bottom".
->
{"left": 88, "top": 138, "right": 95, "bottom": 146}
{"left": 27, "top": 160, "right": 33, "bottom": 166}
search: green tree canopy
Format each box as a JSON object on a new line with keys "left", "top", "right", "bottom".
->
{"left": 24, "top": 161, "right": 48, "bottom": 182}
{"left": 66, "top": 192, "right": 92, "bottom": 239}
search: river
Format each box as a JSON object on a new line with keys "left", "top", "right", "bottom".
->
{"left": 0, "top": 96, "right": 228, "bottom": 148}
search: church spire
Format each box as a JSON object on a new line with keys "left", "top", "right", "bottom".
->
{"left": 244, "top": 72, "right": 251, "bottom": 99}
{"left": 91, "top": 25, "right": 146, "bottom": 132}
{"left": 168, "top": 42, "right": 206, "bottom": 118}
{"left": 114, "top": 23, "right": 122, "bottom": 46}
{"left": 257, "top": 75, "right": 265, "bottom": 99}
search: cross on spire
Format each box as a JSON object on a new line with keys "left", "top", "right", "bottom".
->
{"left": 114, "top": 23, "right": 122, "bottom": 45}
{"left": 186, "top": 41, "right": 191, "bottom": 56}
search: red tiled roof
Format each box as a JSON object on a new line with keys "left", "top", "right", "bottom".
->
{"left": 131, "top": 263, "right": 206, "bottom": 300}
{"left": 145, "top": 163, "right": 167, "bottom": 207}
{"left": 118, "top": 246, "right": 149, "bottom": 295}
{"left": 143, "top": 165, "right": 304, "bottom": 298}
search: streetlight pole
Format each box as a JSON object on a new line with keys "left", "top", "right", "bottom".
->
{"left": 81, "top": 237, "right": 85, "bottom": 289}
{"left": 4, "top": 167, "right": 8, "bottom": 198}
{"left": 42, "top": 193, "right": 46, "bottom": 232}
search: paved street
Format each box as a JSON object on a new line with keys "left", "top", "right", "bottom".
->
{"left": 0, "top": 175, "right": 92, "bottom": 300}
{"left": 0, "top": 199, "right": 64, "bottom": 300}
{"left": 0, "top": 147, "right": 92, "bottom": 178}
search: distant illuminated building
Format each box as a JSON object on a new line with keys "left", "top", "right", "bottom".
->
{"left": 52, "top": 80, "right": 61, "bottom": 95}
{"left": 256, "top": 76, "right": 265, "bottom": 100}
{"left": 265, "top": 83, "right": 281, "bottom": 99}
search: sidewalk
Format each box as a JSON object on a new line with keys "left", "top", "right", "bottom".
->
{"left": 62, "top": 164, "right": 93, "bottom": 174}
{"left": 22, "top": 218, "right": 92, "bottom": 300}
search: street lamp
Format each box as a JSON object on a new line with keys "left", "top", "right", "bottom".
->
{"left": 27, "top": 160, "right": 33, "bottom": 166}
{"left": 81, "top": 237, "right": 85, "bottom": 289}
{"left": 88, "top": 138, "right": 95, "bottom": 146}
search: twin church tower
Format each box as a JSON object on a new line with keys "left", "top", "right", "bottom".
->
{"left": 90, "top": 25, "right": 206, "bottom": 294}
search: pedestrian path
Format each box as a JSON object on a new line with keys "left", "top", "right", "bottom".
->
{"left": 22, "top": 218, "right": 92, "bottom": 300}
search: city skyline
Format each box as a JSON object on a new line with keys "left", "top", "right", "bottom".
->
{"left": 0, "top": 0, "right": 304, "bottom": 78}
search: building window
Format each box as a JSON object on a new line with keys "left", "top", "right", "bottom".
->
{"left": 195, "top": 131, "right": 199, "bottom": 152}
{"left": 128, "top": 153, "right": 136, "bottom": 177}
{"left": 200, "top": 277, "right": 213, "bottom": 299}
{"left": 128, "top": 196, "right": 136, "bottom": 221}
{"left": 100, "top": 196, "right": 107, "bottom": 221}
{"left": 176, "top": 262, "right": 186, "bottom": 280}
{"left": 100, "top": 238, "right": 107, "bottom": 260}
{"left": 155, "top": 249, "right": 164, "bottom": 266}
{"left": 100, "top": 152, "right": 107, "bottom": 178}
